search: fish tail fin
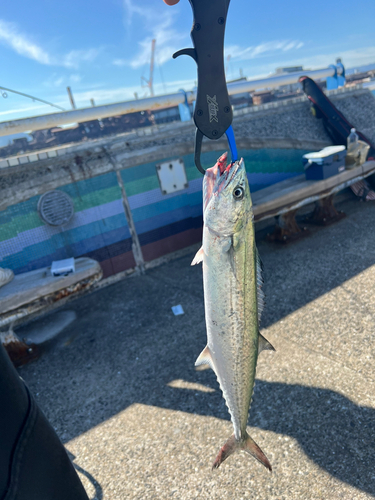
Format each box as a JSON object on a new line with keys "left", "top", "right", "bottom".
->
{"left": 241, "top": 431, "right": 272, "bottom": 471}
{"left": 212, "top": 434, "right": 237, "bottom": 469}
{"left": 212, "top": 432, "right": 272, "bottom": 472}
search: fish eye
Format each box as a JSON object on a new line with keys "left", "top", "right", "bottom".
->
{"left": 233, "top": 186, "right": 244, "bottom": 200}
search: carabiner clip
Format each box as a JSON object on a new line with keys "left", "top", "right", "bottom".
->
{"left": 194, "top": 125, "right": 238, "bottom": 175}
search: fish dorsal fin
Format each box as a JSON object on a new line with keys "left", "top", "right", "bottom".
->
{"left": 258, "top": 333, "right": 275, "bottom": 353}
{"left": 195, "top": 345, "right": 214, "bottom": 371}
{"left": 256, "top": 249, "right": 265, "bottom": 323}
{"left": 191, "top": 246, "right": 204, "bottom": 266}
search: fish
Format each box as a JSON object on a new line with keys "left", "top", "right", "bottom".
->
{"left": 192, "top": 152, "right": 274, "bottom": 471}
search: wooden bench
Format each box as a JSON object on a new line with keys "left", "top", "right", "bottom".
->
{"left": 252, "top": 160, "right": 375, "bottom": 241}
{"left": 0, "top": 257, "right": 102, "bottom": 365}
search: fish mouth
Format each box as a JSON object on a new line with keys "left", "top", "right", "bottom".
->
{"left": 215, "top": 158, "right": 243, "bottom": 193}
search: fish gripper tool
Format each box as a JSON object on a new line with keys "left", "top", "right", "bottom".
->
{"left": 173, "top": 0, "right": 238, "bottom": 175}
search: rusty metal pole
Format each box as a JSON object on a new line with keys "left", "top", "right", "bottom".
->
{"left": 103, "top": 148, "right": 145, "bottom": 273}
{"left": 66, "top": 87, "right": 76, "bottom": 110}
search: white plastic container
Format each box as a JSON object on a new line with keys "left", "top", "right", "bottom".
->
{"left": 50, "top": 258, "right": 75, "bottom": 277}
{"left": 347, "top": 128, "right": 359, "bottom": 154}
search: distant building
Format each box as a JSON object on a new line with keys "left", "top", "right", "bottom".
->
{"left": 275, "top": 66, "right": 303, "bottom": 75}
{"left": 11, "top": 137, "right": 30, "bottom": 153}
{"left": 153, "top": 107, "right": 181, "bottom": 124}
{"left": 0, "top": 112, "right": 154, "bottom": 157}
{"left": 50, "top": 125, "right": 84, "bottom": 145}
{"left": 252, "top": 90, "right": 274, "bottom": 105}
{"left": 345, "top": 69, "right": 375, "bottom": 87}
{"left": 273, "top": 66, "right": 305, "bottom": 93}
{"left": 227, "top": 77, "right": 252, "bottom": 109}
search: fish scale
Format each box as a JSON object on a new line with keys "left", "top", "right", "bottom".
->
{"left": 192, "top": 155, "right": 275, "bottom": 470}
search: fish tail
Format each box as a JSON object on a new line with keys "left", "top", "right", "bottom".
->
{"left": 212, "top": 432, "right": 272, "bottom": 471}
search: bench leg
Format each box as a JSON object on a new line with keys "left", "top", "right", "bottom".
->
{"left": 267, "top": 209, "right": 308, "bottom": 243}
{"left": 1, "top": 324, "right": 39, "bottom": 367}
{"left": 307, "top": 195, "right": 346, "bottom": 226}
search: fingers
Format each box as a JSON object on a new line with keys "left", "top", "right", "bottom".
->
{"left": 163, "top": 0, "right": 180, "bottom": 5}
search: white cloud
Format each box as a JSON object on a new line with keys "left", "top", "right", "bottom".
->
{"left": 70, "top": 74, "right": 82, "bottom": 84}
{"left": 43, "top": 73, "right": 66, "bottom": 88}
{"left": 225, "top": 40, "right": 304, "bottom": 62}
{"left": 311, "top": 46, "right": 375, "bottom": 69}
{"left": 62, "top": 48, "right": 101, "bottom": 69}
{"left": 113, "top": 59, "right": 127, "bottom": 67}
{"left": 65, "top": 85, "right": 142, "bottom": 107}
{"left": 55, "top": 76, "right": 197, "bottom": 108}
{"left": 53, "top": 76, "right": 64, "bottom": 87}
{"left": 123, "top": 0, "right": 154, "bottom": 26}
{"left": 238, "top": 45, "right": 375, "bottom": 81}
{"left": 0, "top": 104, "right": 50, "bottom": 117}
{"left": 0, "top": 18, "right": 101, "bottom": 68}
{"left": 43, "top": 73, "right": 83, "bottom": 89}
{"left": 116, "top": 0, "right": 187, "bottom": 69}
{"left": 0, "top": 19, "right": 52, "bottom": 64}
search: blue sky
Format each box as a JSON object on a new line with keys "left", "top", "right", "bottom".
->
{"left": 0, "top": 0, "right": 374, "bottom": 122}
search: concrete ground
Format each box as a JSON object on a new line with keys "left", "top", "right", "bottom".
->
{"left": 18, "top": 193, "right": 375, "bottom": 500}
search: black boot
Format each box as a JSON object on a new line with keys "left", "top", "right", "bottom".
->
{"left": 0, "top": 344, "right": 89, "bottom": 500}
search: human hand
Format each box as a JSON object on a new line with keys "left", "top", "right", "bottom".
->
{"left": 163, "top": 0, "right": 180, "bottom": 5}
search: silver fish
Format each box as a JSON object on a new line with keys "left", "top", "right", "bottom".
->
{"left": 192, "top": 153, "right": 274, "bottom": 471}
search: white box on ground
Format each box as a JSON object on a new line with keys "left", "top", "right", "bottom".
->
{"left": 51, "top": 258, "right": 75, "bottom": 277}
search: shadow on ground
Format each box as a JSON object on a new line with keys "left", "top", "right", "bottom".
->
{"left": 17, "top": 197, "right": 375, "bottom": 496}
{"left": 164, "top": 377, "right": 375, "bottom": 495}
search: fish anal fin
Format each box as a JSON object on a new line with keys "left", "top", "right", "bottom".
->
{"left": 212, "top": 432, "right": 272, "bottom": 471}
{"left": 195, "top": 345, "right": 213, "bottom": 370}
{"left": 258, "top": 333, "right": 275, "bottom": 353}
{"left": 191, "top": 246, "right": 204, "bottom": 266}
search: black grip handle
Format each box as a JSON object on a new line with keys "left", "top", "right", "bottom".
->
{"left": 173, "top": 0, "right": 232, "bottom": 141}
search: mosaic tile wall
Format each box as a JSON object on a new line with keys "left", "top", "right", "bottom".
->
{"left": 121, "top": 148, "right": 309, "bottom": 262}
{"left": 0, "top": 171, "right": 135, "bottom": 278}
{"left": 0, "top": 148, "right": 308, "bottom": 278}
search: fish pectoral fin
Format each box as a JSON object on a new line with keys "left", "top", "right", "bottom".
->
{"left": 222, "top": 237, "right": 232, "bottom": 253}
{"left": 195, "top": 345, "right": 213, "bottom": 370}
{"left": 191, "top": 246, "right": 204, "bottom": 265}
{"left": 212, "top": 432, "right": 272, "bottom": 471}
{"left": 258, "top": 332, "right": 275, "bottom": 353}
{"left": 195, "top": 363, "right": 211, "bottom": 371}
{"left": 232, "top": 232, "right": 241, "bottom": 250}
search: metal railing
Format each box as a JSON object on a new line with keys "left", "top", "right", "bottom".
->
{"left": 0, "top": 64, "right": 345, "bottom": 138}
